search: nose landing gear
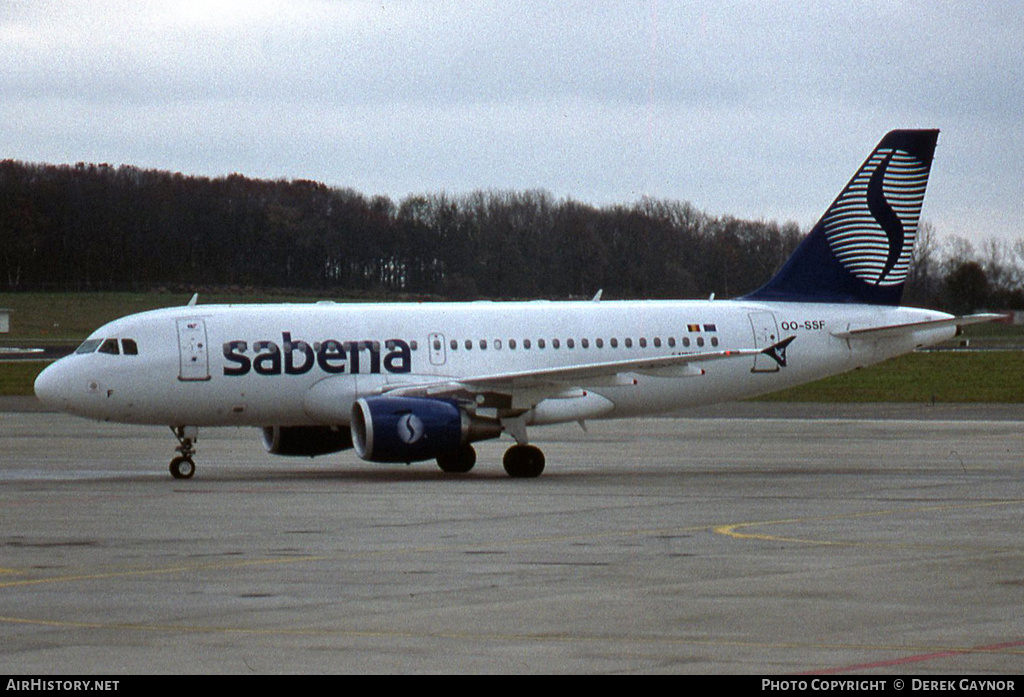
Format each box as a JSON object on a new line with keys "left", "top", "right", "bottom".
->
{"left": 169, "top": 426, "right": 198, "bottom": 479}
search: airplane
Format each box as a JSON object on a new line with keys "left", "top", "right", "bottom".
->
{"left": 33, "top": 129, "right": 997, "bottom": 479}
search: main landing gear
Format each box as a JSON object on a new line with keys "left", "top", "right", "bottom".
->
{"left": 169, "top": 426, "right": 198, "bottom": 479}
{"left": 496, "top": 415, "right": 545, "bottom": 478}
{"left": 436, "top": 444, "right": 477, "bottom": 474}
{"left": 433, "top": 443, "right": 546, "bottom": 478}
{"left": 502, "top": 444, "right": 545, "bottom": 478}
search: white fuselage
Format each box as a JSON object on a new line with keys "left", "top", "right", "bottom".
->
{"left": 34, "top": 299, "right": 956, "bottom": 429}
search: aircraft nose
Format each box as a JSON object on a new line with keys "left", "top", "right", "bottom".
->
{"left": 34, "top": 360, "right": 70, "bottom": 409}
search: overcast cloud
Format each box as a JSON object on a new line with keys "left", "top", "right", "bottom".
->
{"left": 1, "top": 1, "right": 1021, "bottom": 243}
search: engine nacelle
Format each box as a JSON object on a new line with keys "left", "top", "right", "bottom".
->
{"left": 261, "top": 425, "right": 353, "bottom": 457}
{"left": 352, "top": 396, "right": 497, "bottom": 463}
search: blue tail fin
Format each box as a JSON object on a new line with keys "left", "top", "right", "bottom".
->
{"left": 745, "top": 129, "right": 939, "bottom": 305}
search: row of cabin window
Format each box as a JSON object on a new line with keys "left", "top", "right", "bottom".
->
{"left": 432, "top": 335, "right": 719, "bottom": 352}
{"left": 75, "top": 338, "right": 139, "bottom": 355}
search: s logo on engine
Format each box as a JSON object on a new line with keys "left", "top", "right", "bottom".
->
{"left": 397, "top": 413, "right": 425, "bottom": 444}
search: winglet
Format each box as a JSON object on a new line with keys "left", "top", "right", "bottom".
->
{"left": 761, "top": 336, "right": 795, "bottom": 368}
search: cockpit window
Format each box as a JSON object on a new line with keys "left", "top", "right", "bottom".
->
{"left": 73, "top": 337, "right": 138, "bottom": 356}
{"left": 98, "top": 338, "right": 120, "bottom": 355}
{"left": 75, "top": 339, "right": 102, "bottom": 354}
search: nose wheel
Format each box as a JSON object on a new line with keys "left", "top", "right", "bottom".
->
{"left": 170, "top": 455, "right": 195, "bottom": 479}
{"left": 169, "top": 426, "right": 198, "bottom": 479}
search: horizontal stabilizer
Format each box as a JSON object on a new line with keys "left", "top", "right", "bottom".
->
{"left": 830, "top": 313, "right": 1004, "bottom": 340}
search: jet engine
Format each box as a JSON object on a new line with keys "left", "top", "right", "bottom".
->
{"left": 261, "top": 425, "right": 353, "bottom": 457}
{"left": 351, "top": 396, "right": 500, "bottom": 463}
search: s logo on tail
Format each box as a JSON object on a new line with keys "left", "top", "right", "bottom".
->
{"left": 824, "top": 142, "right": 929, "bottom": 287}
{"left": 745, "top": 129, "right": 939, "bottom": 306}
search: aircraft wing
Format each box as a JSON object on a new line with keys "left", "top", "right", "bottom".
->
{"left": 830, "top": 313, "right": 1004, "bottom": 340}
{"left": 381, "top": 337, "right": 795, "bottom": 403}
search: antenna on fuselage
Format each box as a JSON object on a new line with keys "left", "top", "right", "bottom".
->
{"left": 187, "top": 293, "right": 199, "bottom": 307}
{"left": 591, "top": 289, "right": 603, "bottom": 302}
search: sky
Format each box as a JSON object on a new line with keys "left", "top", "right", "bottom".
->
{"left": 2, "top": 0, "right": 1022, "bottom": 246}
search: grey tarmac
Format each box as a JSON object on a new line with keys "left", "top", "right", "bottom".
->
{"left": 1, "top": 400, "right": 1023, "bottom": 674}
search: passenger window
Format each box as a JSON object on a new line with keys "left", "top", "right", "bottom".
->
{"left": 523, "top": 339, "right": 531, "bottom": 349}
{"left": 509, "top": 339, "right": 517, "bottom": 350}
{"left": 610, "top": 338, "right": 618, "bottom": 348}
{"left": 480, "top": 339, "right": 487, "bottom": 350}
{"left": 450, "top": 339, "right": 458, "bottom": 350}
{"left": 538, "top": 339, "right": 546, "bottom": 349}
{"left": 624, "top": 338, "right": 633, "bottom": 348}
{"left": 465, "top": 339, "right": 473, "bottom": 350}
{"left": 595, "top": 338, "right": 603, "bottom": 348}
{"left": 98, "top": 338, "right": 120, "bottom": 355}
{"left": 121, "top": 339, "right": 139, "bottom": 355}
{"left": 581, "top": 338, "right": 589, "bottom": 349}
{"left": 494, "top": 339, "right": 502, "bottom": 350}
